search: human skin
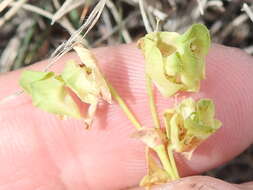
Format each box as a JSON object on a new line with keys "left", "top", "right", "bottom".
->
{"left": 0, "top": 44, "right": 252, "bottom": 190}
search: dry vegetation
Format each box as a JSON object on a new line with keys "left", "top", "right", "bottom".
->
{"left": 0, "top": 0, "right": 252, "bottom": 183}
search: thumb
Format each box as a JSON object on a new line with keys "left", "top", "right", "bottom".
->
{"left": 129, "top": 176, "right": 253, "bottom": 190}
{"left": 0, "top": 44, "right": 253, "bottom": 190}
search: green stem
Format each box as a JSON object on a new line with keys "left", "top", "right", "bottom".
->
{"left": 108, "top": 84, "right": 142, "bottom": 130}
{"left": 154, "top": 144, "right": 176, "bottom": 180}
{"left": 168, "top": 147, "right": 180, "bottom": 179}
{"left": 146, "top": 75, "right": 160, "bottom": 129}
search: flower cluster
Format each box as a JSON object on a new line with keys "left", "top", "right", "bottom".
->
{"left": 136, "top": 24, "right": 221, "bottom": 188}
{"left": 164, "top": 98, "right": 222, "bottom": 159}
{"left": 138, "top": 24, "right": 210, "bottom": 97}
{"left": 20, "top": 44, "right": 111, "bottom": 129}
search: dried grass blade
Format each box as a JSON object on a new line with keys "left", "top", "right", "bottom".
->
{"left": 139, "top": 0, "right": 153, "bottom": 33}
{"left": 0, "top": 0, "right": 14, "bottom": 12}
{"left": 106, "top": 0, "right": 132, "bottom": 43}
{"left": 242, "top": 3, "right": 253, "bottom": 23}
{"left": 51, "top": 0, "right": 86, "bottom": 25}
{"left": 0, "top": 0, "right": 27, "bottom": 28}
{"left": 9, "top": 2, "right": 75, "bottom": 34}
{"left": 46, "top": 0, "right": 107, "bottom": 71}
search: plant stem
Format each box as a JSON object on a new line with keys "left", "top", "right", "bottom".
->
{"left": 154, "top": 144, "right": 176, "bottom": 180}
{"left": 168, "top": 147, "right": 180, "bottom": 179}
{"left": 139, "top": 0, "right": 153, "bottom": 33}
{"left": 146, "top": 74, "right": 160, "bottom": 129}
{"left": 109, "top": 84, "right": 142, "bottom": 130}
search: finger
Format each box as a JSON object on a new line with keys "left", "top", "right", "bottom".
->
{"left": 0, "top": 44, "right": 253, "bottom": 190}
{"left": 129, "top": 176, "right": 251, "bottom": 190}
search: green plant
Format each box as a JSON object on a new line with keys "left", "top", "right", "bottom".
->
{"left": 19, "top": 23, "right": 221, "bottom": 189}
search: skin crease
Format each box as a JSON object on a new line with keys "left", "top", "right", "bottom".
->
{"left": 0, "top": 44, "right": 253, "bottom": 190}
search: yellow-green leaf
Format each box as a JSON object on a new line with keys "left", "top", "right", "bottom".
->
{"left": 61, "top": 60, "right": 100, "bottom": 104}
{"left": 20, "top": 71, "right": 82, "bottom": 119}
{"left": 20, "top": 70, "right": 54, "bottom": 94}
{"left": 179, "top": 23, "right": 211, "bottom": 57}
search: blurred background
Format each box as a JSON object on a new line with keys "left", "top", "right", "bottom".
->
{"left": 0, "top": 0, "right": 252, "bottom": 184}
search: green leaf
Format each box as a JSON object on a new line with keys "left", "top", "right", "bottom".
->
{"left": 20, "top": 70, "right": 82, "bottom": 119}
{"left": 179, "top": 23, "right": 211, "bottom": 57}
{"left": 176, "top": 24, "right": 210, "bottom": 90}
{"left": 20, "top": 70, "right": 54, "bottom": 94}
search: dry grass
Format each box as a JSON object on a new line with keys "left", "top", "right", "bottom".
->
{"left": 0, "top": 0, "right": 252, "bottom": 183}
{"left": 0, "top": 0, "right": 252, "bottom": 72}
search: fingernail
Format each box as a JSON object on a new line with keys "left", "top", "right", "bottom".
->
{"left": 151, "top": 179, "right": 182, "bottom": 190}
{"left": 152, "top": 179, "right": 218, "bottom": 190}
{"left": 129, "top": 176, "right": 241, "bottom": 190}
{"left": 127, "top": 180, "right": 182, "bottom": 190}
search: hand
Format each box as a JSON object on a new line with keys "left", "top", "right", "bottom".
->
{"left": 0, "top": 44, "right": 252, "bottom": 190}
